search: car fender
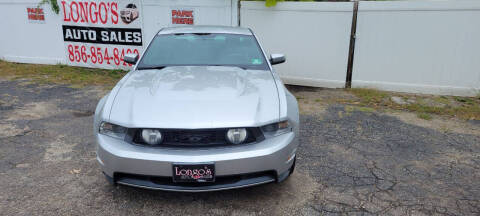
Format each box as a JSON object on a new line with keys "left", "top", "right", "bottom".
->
{"left": 285, "top": 88, "right": 300, "bottom": 131}
{"left": 94, "top": 70, "right": 135, "bottom": 134}
{"left": 93, "top": 94, "right": 109, "bottom": 136}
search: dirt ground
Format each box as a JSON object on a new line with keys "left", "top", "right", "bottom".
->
{"left": 0, "top": 80, "right": 479, "bottom": 215}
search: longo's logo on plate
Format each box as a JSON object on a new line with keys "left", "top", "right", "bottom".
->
{"left": 175, "top": 166, "right": 213, "bottom": 180}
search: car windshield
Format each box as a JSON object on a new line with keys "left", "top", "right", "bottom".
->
{"left": 137, "top": 33, "right": 269, "bottom": 70}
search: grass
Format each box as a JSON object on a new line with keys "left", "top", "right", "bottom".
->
{"left": 433, "top": 96, "right": 450, "bottom": 105}
{"left": 0, "top": 60, "right": 127, "bottom": 89}
{"left": 347, "top": 88, "right": 480, "bottom": 120}
{"left": 355, "top": 106, "right": 376, "bottom": 113}
{"left": 347, "top": 88, "right": 388, "bottom": 105}
{"left": 454, "top": 96, "right": 475, "bottom": 105}
{"left": 345, "top": 105, "right": 375, "bottom": 113}
{"left": 417, "top": 113, "right": 433, "bottom": 120}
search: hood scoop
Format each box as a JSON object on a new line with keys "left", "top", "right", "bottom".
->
{"left": 109, "top": 66, "right": 279, "bottom": 129}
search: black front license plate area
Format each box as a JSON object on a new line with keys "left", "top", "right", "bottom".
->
{"left": 172, "top": 163, "right": 215, "bottom": 183}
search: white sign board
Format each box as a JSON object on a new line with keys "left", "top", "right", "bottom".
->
{"left": 59, "top": 0, "right": 143, "bottom": 69}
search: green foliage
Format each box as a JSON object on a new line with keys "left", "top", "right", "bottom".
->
{"left": 348, "top": 88, "right": 480, "bottom": 120}
{"left": 417, "top": 113, "right": 433, "bottom": 120}
{"left": 265, "top": 0, "right": 277, "bottom": 7}
{"left": 39, "top": 0, "right": 60, "bottom": 14}
{"left": 262, "top": 0, "right": 320, "bottom": 7}
{"left": 348, "top": 88, "right": 388, "bottom": 105}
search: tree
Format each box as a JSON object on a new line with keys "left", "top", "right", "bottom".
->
{"left": 39, "top": 0, "right": 60, "bottom": 14}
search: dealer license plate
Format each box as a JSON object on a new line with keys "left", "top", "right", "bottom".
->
{"left": 172, "top": 163, "right": 215, "bottom": 183}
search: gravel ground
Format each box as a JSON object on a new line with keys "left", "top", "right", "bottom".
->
{"left": 0, "top": 80, "right": 479, "bottom": 215}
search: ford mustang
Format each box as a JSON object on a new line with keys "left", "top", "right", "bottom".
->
{"left": 94, "top": 26, "right": 299, "bottom": 192}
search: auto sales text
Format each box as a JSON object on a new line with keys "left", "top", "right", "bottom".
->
{"left": 63, "top": 25, "right": 142, "bottom": 46}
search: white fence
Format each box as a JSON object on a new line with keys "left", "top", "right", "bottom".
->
{"left": 352, "top": 1, "right": 480, "bottom": 96}
{"left": 0, "top": 0, "right": 65, "bottom": 65}
{"left": 141, "top": 0, "right": 238, "bottom": 43}
{"left": 0, "top": 0, "right": 237, "bottom": 66}
{"left": 241, "top": 1, "right": 353, "bottom": 88}
{"left": 1, "top": 0, "right": 480, "bottom": 96}
{"left": 241, "top": 1, "right": 480, "bottom": 96}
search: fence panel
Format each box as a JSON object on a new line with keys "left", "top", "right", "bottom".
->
{"left": 0, "top": 0, "right": 237, "bottom": 67}
{"left": 352, "top": 0, "right": 480, "bottom": 96}
{"left": 0, "top": 0, "right": 65, "bottom": 65}
{"left": 141, "top": 0, "right": 238, "bottom": 43}
{"left": 241, "top": 1, "right": 354, "bottom": 88}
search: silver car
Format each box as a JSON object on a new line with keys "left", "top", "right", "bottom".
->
{"left": 94, "top": 26, "right": 299, "bottom": 192}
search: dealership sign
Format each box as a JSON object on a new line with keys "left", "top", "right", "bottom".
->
{"left": 59, "top": 0, "right": 143, "bottom": 69}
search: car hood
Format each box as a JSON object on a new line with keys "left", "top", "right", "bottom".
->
{"left": 108, "top": 66, "right": 279, "bottom": 128}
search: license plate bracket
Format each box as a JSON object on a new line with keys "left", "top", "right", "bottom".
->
{"left": 172, "top": 163, "right": 215, "bottom": 183}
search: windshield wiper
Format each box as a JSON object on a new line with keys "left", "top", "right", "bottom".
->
{"left": 138, "top": 65, "right": 248, "bottom": 70}
{"left": 209, "top": 65, "right": 248, "bottom": 70}
{"left": 137, "top": 65, "right": 168, "bottom": 70}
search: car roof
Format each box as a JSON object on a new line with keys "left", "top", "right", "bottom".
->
{"left": 158, "top": 26, "right": 253, "bottom": 35}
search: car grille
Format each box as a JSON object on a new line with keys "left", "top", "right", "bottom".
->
{"left": 127, "top": 128, "right": 263, "bottom": 147}
{"left": 163, "top": 129, "right": 226, "bottom": 146}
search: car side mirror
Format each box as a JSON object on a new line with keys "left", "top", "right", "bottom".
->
{"left": 124, "top": 53, "right": 139, "bottom": 65}
{"left": 270, "top": 54, "right": 286, "bottom": 65}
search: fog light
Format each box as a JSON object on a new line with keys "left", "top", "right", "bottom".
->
{"left": 226, "top": 128, "right": 247, "bottom": 144}
{"left": 141, "top": 129, "right": 163, "bottom": 145}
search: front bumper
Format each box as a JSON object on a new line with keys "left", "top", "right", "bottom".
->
{"left": 96, "top": 132, "right": 297, "bottom": 191}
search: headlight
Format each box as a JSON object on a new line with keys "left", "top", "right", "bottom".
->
{"left": 226, "top": 128, "right": 248, "bottom": 144}
{"left": 141, "top": 129, "right": 163, "bottom": 145}
{"left": 99, "top": 122, "right": 127, "bottom": 139}
{"left": 261, "top": 120, "right": 292, "bottom": 137}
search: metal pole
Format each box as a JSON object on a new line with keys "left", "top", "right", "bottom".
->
{"left": 345, "top": 0, "right": 359, "bottom": 88}
{"left": 237, "top": 0, "right": 241, "bottom": 27}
